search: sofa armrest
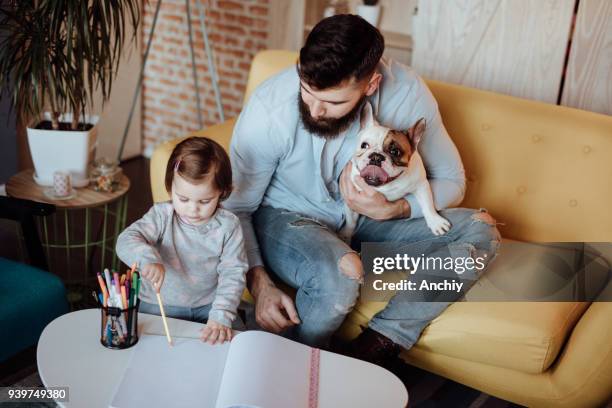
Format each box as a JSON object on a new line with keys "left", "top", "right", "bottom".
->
{"left": 150, "top": 118, "right": 237, "bottom": 203}
{"left": 547, "top": 301, "right": 612, "bottom": 407}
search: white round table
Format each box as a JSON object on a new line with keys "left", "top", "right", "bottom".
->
{"left": 38, "top": 309, "right": 408, "bottom": 408}
{"left": 37, "top": 309, "right": 206, "bottom": 408}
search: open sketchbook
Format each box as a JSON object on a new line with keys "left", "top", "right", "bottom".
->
{"left": 110, "top": 331, "right": 408, "bottom": 408}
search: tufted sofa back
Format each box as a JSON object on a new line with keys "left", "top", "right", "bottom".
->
{"left": 427, "top": 80, "right": 612, "bottom": 242}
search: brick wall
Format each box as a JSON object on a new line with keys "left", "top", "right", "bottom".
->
{"left": 142, "top": 0, "right": 270, "bottom": 156}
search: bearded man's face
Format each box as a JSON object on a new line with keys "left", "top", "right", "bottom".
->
{"left": 298, "top": 79, "right": 368, "bottom": 139}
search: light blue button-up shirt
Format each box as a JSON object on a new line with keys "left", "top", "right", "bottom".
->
{"left": 224, "top": 59, "right": 466, "bottom": 268}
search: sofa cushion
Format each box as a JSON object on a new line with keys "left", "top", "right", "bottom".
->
{"left": 0, "top": 257, "right": 69, "bottom": 362}
{"left": 338, "top": 239, "right": 593, "bottom": 374}
{"left": 405, "top": 301, "right": 588, "bottom": 374}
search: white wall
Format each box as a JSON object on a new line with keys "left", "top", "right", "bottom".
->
{"left": 93, "top": 34, "right": 142, "bottom": 161}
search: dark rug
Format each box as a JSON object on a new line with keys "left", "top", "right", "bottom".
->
{"left": 0, "top": 348, "right": 56, "bottom": 407}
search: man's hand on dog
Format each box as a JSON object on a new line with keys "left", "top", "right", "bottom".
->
{"left": 340, "top": 162, "right": 410, "bottom": 220}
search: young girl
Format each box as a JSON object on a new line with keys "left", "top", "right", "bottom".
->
{"left": 116, "top": 137, "right": 247, "bottom": 344}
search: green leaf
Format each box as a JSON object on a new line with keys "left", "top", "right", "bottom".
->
{"left": 0, "top": 0, "right": 141, "bottom": 122}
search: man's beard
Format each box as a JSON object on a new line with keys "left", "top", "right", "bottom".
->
{"left": 298, "top": 94, "right": 366, "bottom": 140}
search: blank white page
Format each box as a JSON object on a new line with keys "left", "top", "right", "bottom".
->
{"left": 110, "top": 334, "right": 231, "bottom": 408}
{"left": 318, "top": 351, "right": 408, "bottom": 407}
{"left": 215, "top": 331, "right": 311, "bottom": 408}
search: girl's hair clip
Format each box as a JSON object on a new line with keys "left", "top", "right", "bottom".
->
{"left": 174, "top": 158, "right": 181, "bottom": 172}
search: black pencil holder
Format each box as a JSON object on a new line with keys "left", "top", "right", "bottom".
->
{"left": 99, "top": 300, "right": 140, "bottom": 349}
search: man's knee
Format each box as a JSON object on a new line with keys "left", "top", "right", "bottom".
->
{"left": 330, "top": 282, "right": 360, "bottom": 317}
{"left": 338, "top": 252, "right": 364, "bottom": 283}
{"left": 450, "top": 209, "right": 500, "bottom": 239}
{"left": 469, "top": 210, "right": 501, "bottom": 241}
{"left": 471, "top": 210, "right": 497, "bottom": 227}
{"left": 454, "top": 210, "right": 502, "bottom": 263}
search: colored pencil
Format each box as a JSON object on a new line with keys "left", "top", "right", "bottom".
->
{"left": 156, "top": 291, "right": 173, "bottom": 347}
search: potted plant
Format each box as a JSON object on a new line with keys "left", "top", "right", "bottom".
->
{"left": 357, "top": 0, "right": 381, "bottom": 27}
{"left": 0, "top": 1, "right": 140, "bottom": 187}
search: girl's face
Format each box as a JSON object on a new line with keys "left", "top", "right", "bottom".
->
{"left": 171, "top": 173, "right": 221, "bottom": 225}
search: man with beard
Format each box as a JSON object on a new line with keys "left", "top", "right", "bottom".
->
{"left": 224, "top": 14, "right": 500, "bottom": 368}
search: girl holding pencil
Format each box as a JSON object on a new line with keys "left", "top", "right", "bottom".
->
{"left": 116, "top": 137, "right": 248, "bottom": 344}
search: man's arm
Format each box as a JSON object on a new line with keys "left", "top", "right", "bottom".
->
{"left": 224, "top": 93, "right": 280, "bottom": 268}
{"left": 223, "top": 93, "right": 300, "bottom": 332}
{"left": 401, "top": 76, "right": 466, "bottom": 218}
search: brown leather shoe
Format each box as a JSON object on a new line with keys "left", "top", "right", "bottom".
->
{"left": 344, "top": 327, "right": 402, "bottom": 367}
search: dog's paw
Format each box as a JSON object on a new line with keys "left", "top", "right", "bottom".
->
{"left": 427, "top": 214, "right": 451, "bottom": 236}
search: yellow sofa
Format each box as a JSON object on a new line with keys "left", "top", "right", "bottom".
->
{"left": 150, "top": 50, "right": 612, "bottom": 407}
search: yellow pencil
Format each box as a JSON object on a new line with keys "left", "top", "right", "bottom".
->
{"left": 156, "top": 291, "right": 173, "bottom": 346}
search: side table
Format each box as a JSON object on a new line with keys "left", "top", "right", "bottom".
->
{"left": 6, "top": 169, "right": 130, "bottom": 289}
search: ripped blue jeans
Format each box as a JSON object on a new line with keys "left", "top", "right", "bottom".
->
{"left": 252, "top": 206, "right": 501, "bottom": 349}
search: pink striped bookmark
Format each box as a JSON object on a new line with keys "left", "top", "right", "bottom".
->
{"left": 309, "top": 348, "right": 321, "bottom": 408}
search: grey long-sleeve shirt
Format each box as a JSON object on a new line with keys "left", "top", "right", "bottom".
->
{"left": 115, "top": 202, "right": 248, "bottom": 326}
{"left": 223, "top": 58, "right": 466, "bottom": 269}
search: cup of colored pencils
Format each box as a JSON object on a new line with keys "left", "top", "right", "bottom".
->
{"left": 94, "top": 265, "right": 141, "bottom": 349}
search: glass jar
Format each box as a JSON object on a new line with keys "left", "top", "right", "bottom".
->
{"left": 90, "top": 158, "right": 122, "bottom": 192}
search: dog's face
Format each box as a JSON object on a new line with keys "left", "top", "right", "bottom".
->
{"left": 354, "top": 102, "right": 426, "bottom": 187}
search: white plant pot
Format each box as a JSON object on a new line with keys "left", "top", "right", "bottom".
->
{"left": 27, "top": 113, "right": 99, "bottom": 188}
{"left": 357, "top": 4, "right": 381, "bottom": 27}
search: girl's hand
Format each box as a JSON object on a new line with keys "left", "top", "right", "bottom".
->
{"left": 140, "top": 263, "right": 165, "bottom": 292}
{"left": 200, "top": 319, "right": 233, "bottom": 344}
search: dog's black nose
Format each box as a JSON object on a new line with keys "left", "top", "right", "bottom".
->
{"left": 368, "top": 152, "right": 385, "bottom": 166}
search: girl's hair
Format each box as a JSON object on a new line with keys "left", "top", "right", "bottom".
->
{"left": 165, "top": 137, "right": 232, "bottom": 200}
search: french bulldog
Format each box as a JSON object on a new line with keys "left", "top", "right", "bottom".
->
{"left": 339, "top": 102, "right": 451, "bottom": 240}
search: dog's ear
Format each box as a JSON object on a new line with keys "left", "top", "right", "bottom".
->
{"left": 360, "top": 101, "right": 376, "bottom": 130}
{"left": 406, "top": 118, "right": 426, "bottom": 147}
